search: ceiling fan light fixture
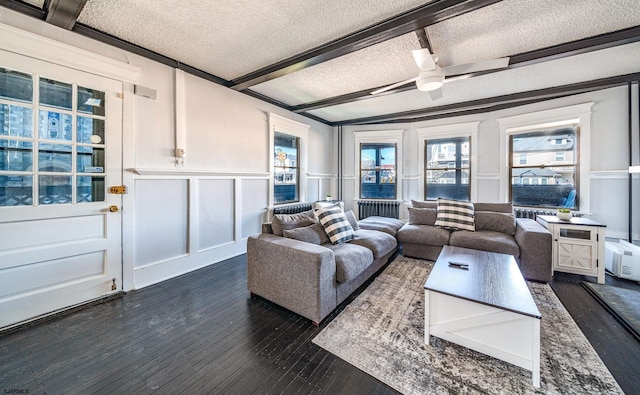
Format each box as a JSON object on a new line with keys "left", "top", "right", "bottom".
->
{"left": 416, "top": 69, "right": 444, "bottom": 92}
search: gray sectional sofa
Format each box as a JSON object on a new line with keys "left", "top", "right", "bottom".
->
{"left": 247, "top": 210, "right": 404, "bottom": 325}
{"left": 397, "top": 201, "right": 552, "bottom": 282}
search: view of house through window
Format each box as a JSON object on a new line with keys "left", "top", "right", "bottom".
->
{"left": 0, "top": 67, "right": 107, "bottom": 206}
{"left": 273, "top": 131, "right": 299, "bottom": 204}
{"left": 425, "top": 137, "right": 470, "bottom": 201}
{"left": 360, "top": 143, "right": 396, "bottom": 199}
{"left": 509, "top": 125, "right": 578, "bottom": 209}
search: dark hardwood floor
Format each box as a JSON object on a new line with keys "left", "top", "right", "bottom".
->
{"left": 1, "top": 254, "right": 639, "bottom": 394}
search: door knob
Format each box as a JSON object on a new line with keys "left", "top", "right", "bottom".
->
{"left": 109, "top": 205, "right": 119, "bottom": 213}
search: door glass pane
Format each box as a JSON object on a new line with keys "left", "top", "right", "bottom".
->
{"left": 77, "top": 86, "right": 105, "bottom": 116}
{"left": 0, "top": 68, "right": 33, "bottom": 103}
{"left": 77, "top": 117, "right": 105, "bottom": 144}
{"left": 77, "top": 176, "right": 105, "bottom": 202}
{"left": 0, "top": 104, "right": 33, "bottom": 137}
{"left": 38, "top": 143, "right": 72, "bottom": 172}
{"left": 38, "top": 110, "right": 72, "bottom": 141}
{"left": 77, "top": 146, "right": 105, "bottom": 173}
{"left": 39, "top": 175, "right": 71, "bottom": 204}
{"left": 0, "top": 175, "right": 33, "bottom": 206}
{"left": 1, "top": 139, "right": 33, "bottom": 171}
{"left": 39, "top": 77, "right": 72, "bottom": 110}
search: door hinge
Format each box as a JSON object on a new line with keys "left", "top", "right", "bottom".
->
{"left": 596, "top": 259, "right": 599, "bottom": 267}
{"left": 109, "top": 185, "right": 127, "bottom": 194}
{"left": 111, "top": 278, "right": 117, "bottom": 291}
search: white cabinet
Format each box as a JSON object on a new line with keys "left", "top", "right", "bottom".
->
{"left": 536, "top": 215, "right": 606, "bottom": 284}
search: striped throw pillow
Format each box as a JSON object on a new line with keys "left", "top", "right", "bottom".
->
{"left": 434, "top": 198, "right": 475, "bottom": 231}
{"left": 316, "top": 207, "right": 355, "bottom": 244}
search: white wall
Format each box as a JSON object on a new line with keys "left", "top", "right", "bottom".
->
{"left": 0, "top": 7, "right": 334, "bottom": 290}
{"left": 341, "top": 85, "right": 640, "bottom": 241}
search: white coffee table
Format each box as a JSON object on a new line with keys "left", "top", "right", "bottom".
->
{"left": 424, "top": 246, "right": 541, "bottom": 387}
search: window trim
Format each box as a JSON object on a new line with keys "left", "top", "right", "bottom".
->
{"left": 359, "top": 142, "right": 397, "bottom": 199}
{"left": 353, "top": 130, "right": 403, "bottom": 201}
{"left": 417, "top": 122, "right": 479, "bottom": 202}
{"left": 508, "top": 125, "right": 579, "bottom": 208}
{"left": 498, "top": 102, "right": 593, "bottom": 212}
{"left": 268, "top": 113, "right": 308, "bottom": 207}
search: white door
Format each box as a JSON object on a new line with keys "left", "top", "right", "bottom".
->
{"left": 0, "top": 51, "right": 123, "bottom": 329}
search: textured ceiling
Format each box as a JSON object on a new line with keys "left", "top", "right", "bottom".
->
{"left": 65, "top": 0, "right": 640, "bottom": 124}
{"left": 77, "top": 0, "right": 430, "bottom": 80}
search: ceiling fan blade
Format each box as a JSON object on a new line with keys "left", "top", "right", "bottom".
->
{"left": 442, "top": 57, "right": 510, "bottom": 76}
{"left": 370, "top": 77, "right": 417, "bottom": 95}
{"left": 411, "top": 48, "right": 436, "bottom": 71}
{"left": 428, "top": 88, "right": 443, "bottom": 101}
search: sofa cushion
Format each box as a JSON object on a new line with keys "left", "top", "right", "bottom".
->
{"left": 357, "top": 216, "right": 405, "bottom": 236}
{"left": 474, "top": 202, "right": 513, "bottom": 213}
{"left": 271, "top": 209, "right": 316, "bottom": 236}
{"left": 408, "top": 207, "right": 437, "bottom": 226}
{"left": 316, "top": 207, "right": 355, "bottom": 244}
{"left": 349, "top": 229, "right": 397, "bottom": 259}
{"left": 411, "top": 199, "right": 437, "bottom": 209}
{"left": 449, "top": 230, "right": 520, "bottom": 258}
{"left": 282, "top": 223, "right": 330, "bottom": 245}
{"left": 397, "top": 224, "right": 451, "bottom": 246}
{"left": 324, "top": 243, "right": 374, "bottom": 283}
{"left": 475, "top": 211, "right": 516, "bottom": 235}
{"left": 344, "top": 210, "right": 360, "bottom": 230}
{"left": 435, "top": 198, "right": 475, "bottom": 231}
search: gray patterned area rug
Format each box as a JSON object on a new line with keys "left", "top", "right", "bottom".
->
{"left": 313, "top": 255, "right": 623, "bottom": 394}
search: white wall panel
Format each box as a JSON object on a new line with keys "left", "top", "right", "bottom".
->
{"left": 308, "top": 178, "right": 320, "bottom": 202}
{"left": 241, "top": 179, "right": 269, "bottom": 239}
{"left": 477, "top": 178, "right": 501, "bottom": 203}
{"left": 198, "top": 179, "right": 235, "bottom": 251}
{"left": 134, "top": 179, "right": 188, "bottom": 268}
{"left": 589, "top": 177, "right": 630, "bottom": 239}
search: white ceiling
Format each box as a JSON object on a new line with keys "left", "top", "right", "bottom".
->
{"left": 20, "top": 0, "right": 640, "bottom": 124}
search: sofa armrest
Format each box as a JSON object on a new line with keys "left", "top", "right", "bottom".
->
{"left": 247, "top": 234, "right": 337, "bottom": 324}
{"left": 515, "top": 218, "right": 552, "bottom": 282}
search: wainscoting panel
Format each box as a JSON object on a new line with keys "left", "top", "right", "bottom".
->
{"left": 198, "top": 179, "right": 235, "bottom": 252}
{"left": 589, "top": 177, "right": 632, "bottom": 240}
{"left": 308, "top": 178, "right": 320, "bottom": 202}
{"left": 241, "top": 179, "right": 269, "bottom": 239}
{"left": 477, "top": 178, "right": 501, "bottom": 203}
{"left": 134, "top": 179, "right": 189, "bottom": 268}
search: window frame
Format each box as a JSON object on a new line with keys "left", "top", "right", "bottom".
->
{"left": 359, "top": 142, "right": 397, "bottom": 199}
{"left": 424, "top": 136, "right": 472, "bottom": 201}
{"left": 498, "top": 103, "right": 593, "bottom": 212}
{"left": 268, "top": 113, "right": 308, "bottom": 207}
{"left": 417, "top": 122, "right": 478, "bottom": 202}
{"left": 508, "top": 126, "right": 579, "bottom": 209}
{"left": 353, "top": 130, "right": 403, "bottom": 202}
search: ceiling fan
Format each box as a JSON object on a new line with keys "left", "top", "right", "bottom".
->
{"left": 370, "top": 48, "right": 510, "bottom": 98}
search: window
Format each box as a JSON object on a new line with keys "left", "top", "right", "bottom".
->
{"left": 425, "top": 137, "right": 470, "bottom": 201}
{"left": 509, "top": 125, "right": 578, "bottom": 209}
{"left": 519, "top": 154, "right": 527, "bottom": 165}
{"left": 269, "top": 113, "right": 308, "bottom": 206}
{"left": 1, "top": 67, "right": 106, "bottom": 206}
{"left": 273, "top": 132, "right": 299, "bottom": 204}
{"left": 360, "top": 143, "right": 396, "bottom": 199}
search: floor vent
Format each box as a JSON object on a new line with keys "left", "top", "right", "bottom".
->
{"left": 357, "top": 200, "right": 401, "bottom": 220}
